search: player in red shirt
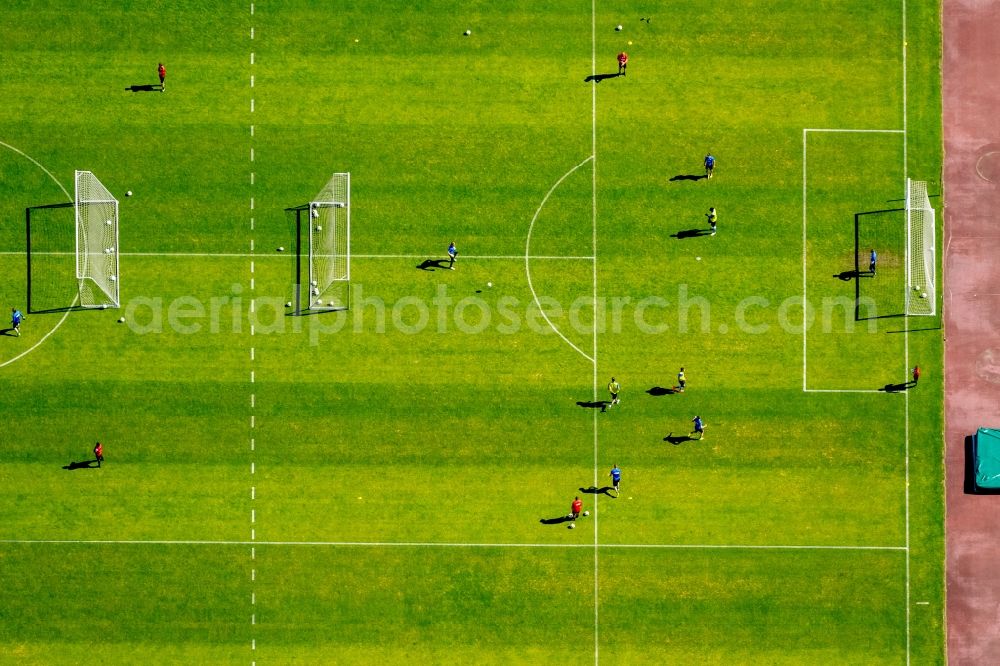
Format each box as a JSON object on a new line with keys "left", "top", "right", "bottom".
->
{"left": 93, "top": 442, "right": 104, "bottom": 467}
{"left": 911, "top": 365, "right": 921, "bottom": 385}
{"left": 157, "top": 63, "right": 166, "bottom": 92}
{"left": 571, "top": 497, "right": 583, "bottom": 521}
{"left": 617, "top": 51, "right": 628, "bottom": 76}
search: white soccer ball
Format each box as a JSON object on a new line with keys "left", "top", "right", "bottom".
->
{"left": 314, "top": 225, "right": 322, "bottom": 231}
{"left": 920, "top": 292, "right": 928, "bottom": 299}
{"left": 487, "top": 282, "right": 492, "bottom": 288}
{"left": 285, "top": 302, "right": 292, "bottom": 307}
{"left": 311, "top": 209, "right": 320, "bottom": 219}
{"left": 277, "top": 246, "right": 285, "bottom": 252}
{"left": 105, "top": 220, "right": 113, "bottom": 226}
{"left": 615, "top": 24, "right": 623, "bottom": 31}
{"left": 312, "top": 288, "right": 320, "bottom": 296}
{"left": 126, "top": 190, "right": 133, "bottom": 197}
{"left": 583, "top": 510, "right": 590, "bottom": 517}
{"left": 109, "top": 275, "right": 117, "bottom": 282}
{"left": 913, "top": 285, "right": 921, "bottom": 291}
{"left": 464, "top": 29, "right": 471, "bottom": 36}
{"left": 310, "top": 280, "right": 318, "bottom": 287}
{"left": 118, "top": 316, "right": 125, "bottom": 323}
{"left": 568, "top": 523, "right": 575, "bottom": 529}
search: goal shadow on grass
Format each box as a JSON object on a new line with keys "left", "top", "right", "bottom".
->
{"left": 831, "top": 207, "right": 907, "bottom": 321}
{"left": 28, "top": 305, "right": 91, "bottom": 315}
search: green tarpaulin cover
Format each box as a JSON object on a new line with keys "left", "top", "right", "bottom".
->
{"left": 975, "top": 427, "right": 1000, "bottom": 489}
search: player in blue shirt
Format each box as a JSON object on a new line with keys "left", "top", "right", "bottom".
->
{"left": 609, "top": 464, "right": 621, "bottom": 497}
{"left": 704, "top": 153, "right": 715, "bottom": 179}
{"left": 447, "top": 241, "right": 458, "bottom": 270}
{"left": 11, "top": 308, "right": 23, "bottom": 337}
{"left": 869, "top": 249, "right": 877, "bottom": 276}
{"left": 690, "top": 415, "right": 706, "bottom": 440}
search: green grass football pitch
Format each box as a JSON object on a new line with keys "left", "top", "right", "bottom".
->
{"left": 0, "top": 1, "right": 944, "bottom": 663}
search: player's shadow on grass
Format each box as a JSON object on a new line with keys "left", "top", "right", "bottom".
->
{"left": 0, "top": 327, "right": 17, "bottom": 337}
{"left": 669, "top": 174, "right": 707, "bottom": 182}
{"left": 879, "top": 380, "right": 916, "bottom": 393}
{"left": 126, "top": 84, "right": 162, "bottom": 92}
{"left": 646, "top": 386, "right": 679, "bottom": 396}
{"left": 576, "top": 400, "right": 610, "bottom": 410}
{"left": 834, "top": 270, "right": 865, "bottom": 281}
{"left": 663, "top": 432, "right": 695, "bottom": 445}
{"left": 670, "top": 229, "right": 713, "bottom": 239}
{"left": 63, "top": 459, "right": 100, "bottom": 470}
{"left": 580, "top": 485, "right": 615, "bottom": 497}
{"left": 539, "top": 514, "right": 574, "bottom": 525}
{"left": 584, "top": 73, "right": 621, "bottom": 83}
{"left": 416, "top": 259, "right": 452, "bottom": 271}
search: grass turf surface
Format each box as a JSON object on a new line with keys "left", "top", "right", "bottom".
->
{"left": 0, "top": 1, "right": 943, "bottom": 663}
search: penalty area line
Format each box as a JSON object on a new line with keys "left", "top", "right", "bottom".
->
{"left": 803, "top": 388, "right": 883, "bottom": 394}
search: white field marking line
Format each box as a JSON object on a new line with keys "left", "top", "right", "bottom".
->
{"left": 801, "top": 128, "right": 905, "bottom": 392}
{"left": 0, "top": 252, "right": 595, "bottom": 260}
{"left": 524, "top": 156, "right": 596, "bottom": 364}
{"left": 364, "top": 254, "right": 595, "bottom": 260}
{"left": 590, "top": 1, "right": 599, "bottom": 663}
{"left": 0, "top": 139, "right": 77, "bottom": 370}
{"left": 803, "top": 389, "right": 882, "bottom": 394}
{"left": 802, "top": 129, "right": 808, "bottom": 391}
{"left": 0, "top": 539, "right": 906, "bottom": 551}
{"left": 902, "top": 1, "right": 911, "bottom": 661}
{"left": 248, "top": 7, "right": 257, "bottom": 661}
{"left": 803, "top": 128, "right": 905, "bottom": 134}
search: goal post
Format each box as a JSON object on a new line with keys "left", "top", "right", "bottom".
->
{"left": 74, "top": 170, "right": 120, "bottom": 308}
{"left": 905, "top": 178, "right": 935, "bottom": 316}
{"left": 306, "top": 172, "right": 350, "bottom": 311}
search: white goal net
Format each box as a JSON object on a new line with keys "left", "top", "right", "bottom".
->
{"left": 308, "top": 172, "right": 350, "bottom": 310}
{"left": 905, "top": 178, "right": 935, "bottom": 316}
{"left": 74, "top": 170, "right": 119, "bottom": 308}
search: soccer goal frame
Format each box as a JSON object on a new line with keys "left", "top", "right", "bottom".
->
{"left": 74, "top": 170, "right": 120, "bottom": 308}
{"left": 905, "top": 178, "right": 935, "bottom": 316}
{"left": 287, "top": 173, "right": 350, "bottom": 313}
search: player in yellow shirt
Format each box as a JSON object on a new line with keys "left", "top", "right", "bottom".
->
{"left": 608, "top": 377, "right": 621, "bottom": 409}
